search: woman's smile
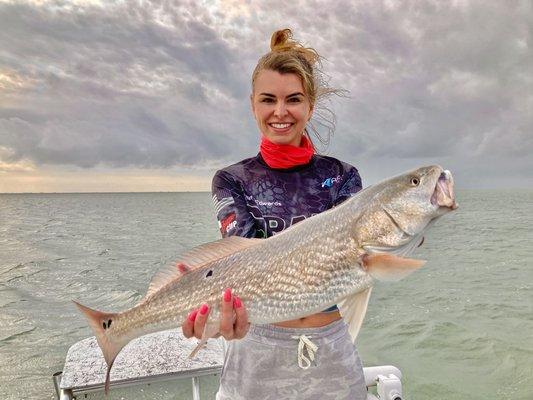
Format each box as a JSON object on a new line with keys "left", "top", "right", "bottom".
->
{"left": 268, "top": 122, "right": 294, "bottom": 133}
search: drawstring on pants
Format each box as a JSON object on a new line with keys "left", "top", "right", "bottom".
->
{"left": 291, "top": 334, "right": 318, "bottom": 369}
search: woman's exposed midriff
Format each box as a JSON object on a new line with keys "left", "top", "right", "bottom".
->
{"left": 273, "top": 311, "right": 342, "bottom": 328}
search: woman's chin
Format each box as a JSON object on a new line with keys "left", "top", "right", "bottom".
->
{"left": 264, "top": 133, "right": 301, "bottom": 146}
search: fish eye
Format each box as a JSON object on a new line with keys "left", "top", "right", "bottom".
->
{"left": 410, "top": 177, "right": 420, "bottom": 186}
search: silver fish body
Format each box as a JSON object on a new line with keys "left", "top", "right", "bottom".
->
{"left": 75, "top": 165, "right": 457, "bottom": 392}
{"left": 118, "top": 208, "right": 370, "bottom": 338}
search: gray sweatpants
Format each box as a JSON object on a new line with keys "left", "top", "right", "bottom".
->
{"left": 216, "top": 319, "right": 367, "bottom": 400}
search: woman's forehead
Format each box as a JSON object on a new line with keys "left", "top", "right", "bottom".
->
{"left": 254, "top": 70, "right": 305, "bottom": 95}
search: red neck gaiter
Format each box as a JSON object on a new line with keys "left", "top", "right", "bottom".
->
{"left": 260, "top": 135, "right": 315, "bottom": 169}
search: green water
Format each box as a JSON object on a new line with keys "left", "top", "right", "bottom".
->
{"left": 0, "top": 190, "right": 531, "bottom": 399}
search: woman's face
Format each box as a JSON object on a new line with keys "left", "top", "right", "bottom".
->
{"left": 251, "top": 69, "right": 313, "bottom": 146}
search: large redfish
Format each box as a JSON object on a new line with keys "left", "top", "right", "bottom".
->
{"left": 75, "top": 165, "right": 457, "bottom": 392}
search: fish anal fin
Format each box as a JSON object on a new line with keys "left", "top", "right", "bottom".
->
{"left": 141, "top": 236, "right": 261, "bottom": 304}
{"left": 363, "top": 253, "right": 426, "bottom": 282}
{"left": 339, "top": 287, "right": 372, "bottom": 342}
{"left": 189, "top": 321, "right": 220, "bottom": 359}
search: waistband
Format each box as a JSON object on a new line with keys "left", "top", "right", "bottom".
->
{"left": 246, "top": 319, "right": 348, "bottom": 347}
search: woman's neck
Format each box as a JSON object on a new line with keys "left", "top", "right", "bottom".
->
{"left": 259, "top": 135, "right": 315, "bottom": 169}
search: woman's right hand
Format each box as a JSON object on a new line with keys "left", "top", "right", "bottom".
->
{"left": 182, "top": 288, "right": 249, "bottom": 340}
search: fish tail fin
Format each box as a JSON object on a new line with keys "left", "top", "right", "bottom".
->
{"left": 73, "top": 301, "right": 127, "bottom": 394}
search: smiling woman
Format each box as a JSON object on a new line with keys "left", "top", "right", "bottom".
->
{"left": 181, "top": 29, "right": 368, "bottom": 400}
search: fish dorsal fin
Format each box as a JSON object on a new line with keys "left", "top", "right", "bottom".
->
{"left": 177, "top": 236, "right": 261, "bottom": 268}
{"left": 339, "top": 287, "right": 372, "bottom": 342}
{"left": 141, "top": 236, "right": 261, "bottom": 302}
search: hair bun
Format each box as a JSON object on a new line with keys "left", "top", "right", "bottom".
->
{"left": 270, "top": 28, "right": 319, "bottom": 65}
{"left": 270, "top": 29, "right": 293, "bottom": 51}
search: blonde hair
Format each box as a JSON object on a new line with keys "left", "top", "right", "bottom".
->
{"left": 251, "top": 29, "right": 345, "bottom": 149}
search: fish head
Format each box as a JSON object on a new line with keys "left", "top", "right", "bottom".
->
{"left": 350, "top": 166, "right": 457, "bottom": 282}
{"left": 377, "top": 165, "right": 457, "bottom": 239}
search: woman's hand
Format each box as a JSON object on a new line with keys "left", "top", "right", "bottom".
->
{"left": 182, "top": 288, "right": 249, "bottom": 340}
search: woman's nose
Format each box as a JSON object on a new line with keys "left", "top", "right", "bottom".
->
{"left": 274, "top": 101, "right": 288, "bottom": 118}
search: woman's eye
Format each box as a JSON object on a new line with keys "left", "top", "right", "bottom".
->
{"left": 288, "top": 97, "right": 302, "bottom": 103}
{"left": 261, "top": 98, "right": 274, "bottom": 103}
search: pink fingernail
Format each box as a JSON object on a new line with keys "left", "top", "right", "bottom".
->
{"left": 223, "top": 288, "right": 232, "bottom": 302}
{"left": 188, "top": 310, "right": 198, "bottom": 322}
{"left": 199, "top": 304, "right": 209, "bottom": 315}
{"left": 234, "top": 296, "right": 242, "bottom": 308}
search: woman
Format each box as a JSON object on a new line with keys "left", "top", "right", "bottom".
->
{"left": 182, "top": 29, "right": 367, "bottom": 400}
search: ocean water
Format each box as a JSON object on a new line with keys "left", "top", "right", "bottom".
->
{"left": 0, "top": 191, "right": 531, "bottom": 400}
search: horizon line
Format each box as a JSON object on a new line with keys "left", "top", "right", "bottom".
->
{"left": 0, "top": 190, "right": 211, "bottom": 194}
{"left": 1, "top": 187, "right": 531, "bottom": 195}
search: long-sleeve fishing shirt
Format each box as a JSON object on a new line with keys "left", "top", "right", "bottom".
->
{"left": 212, "top": 153, "right": 362, "bottom": 239}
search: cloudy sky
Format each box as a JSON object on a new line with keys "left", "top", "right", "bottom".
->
{"left": 0, "top": 0, "right": 531, "bottom": 192}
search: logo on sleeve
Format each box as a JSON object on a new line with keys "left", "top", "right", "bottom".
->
{"left": 219, "top": 212, "right": 237, "bottom": 234}
{"left": 321, "top": 175, "right": 342, "bottom": 188}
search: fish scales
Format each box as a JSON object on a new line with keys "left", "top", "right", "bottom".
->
{"left": 123, "top": 206, "right": 364, "bottom": 335}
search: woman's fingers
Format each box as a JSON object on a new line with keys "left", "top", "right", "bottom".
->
{"left": 182, "top": 289, "right": 249, "bottom": 341}
{"left": 233, "top": 295, "right": 249, "bottom": 339}
{"left": 182, "top": 309, "right": 198, "bottom": 338}
{"left": 219, "top": 288, "right": 235, "bottom": 339}
{"left": 193, "top": 304, "right": 210, "bottom": 339}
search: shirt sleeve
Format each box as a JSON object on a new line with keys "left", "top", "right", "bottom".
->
{"left": 211, "top": 170, "right": 260, "bottom": 238}
{"left": 334, "top": 164, "right": 363, "bottom": 206}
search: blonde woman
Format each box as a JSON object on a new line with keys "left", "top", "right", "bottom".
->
{"left": 183, "top": 29, "right": 367, "bottom": 400}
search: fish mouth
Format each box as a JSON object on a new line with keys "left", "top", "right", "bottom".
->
{"left": 431, "top": 169, "right": 458, "bottom": 210}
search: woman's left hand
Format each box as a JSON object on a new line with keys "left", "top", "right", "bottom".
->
{"left": 182, "top": 288, "right": 250, "bottom": 340}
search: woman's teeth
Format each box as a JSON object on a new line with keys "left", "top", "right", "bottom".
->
{"left": 270, "top": 123, "right": 292, "bottom": 129}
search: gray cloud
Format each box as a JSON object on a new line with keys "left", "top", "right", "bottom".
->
{"left": 0, "top": 0, "right": 531, "bottom": 188}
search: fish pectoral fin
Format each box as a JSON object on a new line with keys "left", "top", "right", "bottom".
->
{"left": 363, "top": 253, "right": 426, "bottom": 282}
{"left": 339, "top": 287, "right": 372, "bottom": 342}
{"left": 188, "top": 321, "right": 220, "bottom": 359}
